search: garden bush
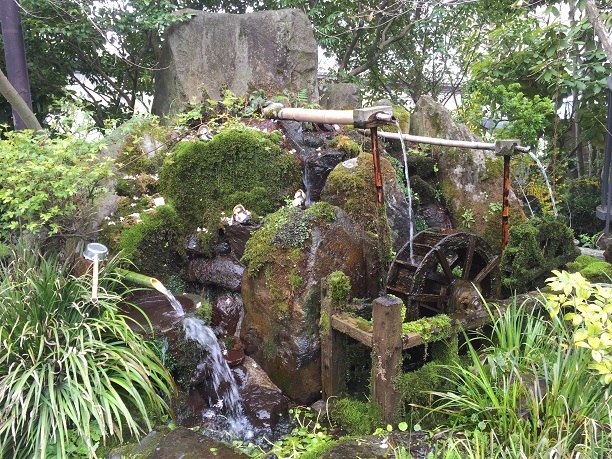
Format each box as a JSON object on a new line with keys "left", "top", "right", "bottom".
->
{"left": 0, "top": 129, "right": 112, "bottom": 242}
{"left": 0, "top": 244, "right": 175, "bottom": 459}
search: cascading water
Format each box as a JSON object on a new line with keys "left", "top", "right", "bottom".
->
{"left": 395, "top": 121, "right": 415, "bottom": 261}
{"left": 152, "top": 281, "right": 185, "bottom": 316}
{"left": 182, "top": 316, "right": 253, "bottom": 439}
{"left": 528, "top": 150, "right": 558, "bottom": 216}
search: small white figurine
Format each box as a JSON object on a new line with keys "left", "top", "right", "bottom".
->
{"left": 231, "top": 204, "right": 252, "bottom": 225}
{"left": 291, "top": 189, "right": 306, "bottom": 208}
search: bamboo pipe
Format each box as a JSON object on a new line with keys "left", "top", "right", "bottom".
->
{"left": 264, "top": 106, "right": 355, "bottom": 125}
{"left": 368, "top": 130, "right": 531, "bottom": 153}
{"left": 115, "top": 268, "right": 168, "bottom": 294}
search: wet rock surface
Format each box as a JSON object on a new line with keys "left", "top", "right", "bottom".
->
{"left": 211, "top": 293, "right": 244, "bottom": 337}
{"left": 109, "top": 426, "right": 249, "bottom": 458}
{"left": 187, "top": 255, "right": 244, "bottom": 292}
{"left": 233, "top": 356, "right": 289, "bottom": 430}
{"left": 241, "top": 207, "right": 379, "bottom": 404}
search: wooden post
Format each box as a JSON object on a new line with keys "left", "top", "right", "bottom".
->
{"left": 371, "top": 295, "right": 403, "bottom": 424}
{"left": 320, "top": 278, "right": 346, "bottom": 399}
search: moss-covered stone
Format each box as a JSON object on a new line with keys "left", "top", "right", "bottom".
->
{"left": 501, "top": 215, "right": 580, "bottom": 293}
{"left": 329, "top": 134, "right": 362, "bottom": 158}
{"left": 117, "top": 204, "right": 184, "bottom": 279}
{"left": 567, "top": 254, "right": 612, "bottom": 283}
{"left": 158, "top": 126, "right": 301, "bottom": 252}
{"left": 241, "top": 202, "right": 337, "bottom": 277}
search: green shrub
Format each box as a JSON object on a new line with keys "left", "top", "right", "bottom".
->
{"left": 0, "top": 129, "right": 112, "bottom": 241}
{"left": 0, "top": 244, "right": 175, "bottom": 459}
{"left": 501, "top": 214, "right": 579, "bottom": 292}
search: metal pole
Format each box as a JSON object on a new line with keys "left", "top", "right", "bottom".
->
{"left": 371, "top": 127, "right": 384, "bottom": 206}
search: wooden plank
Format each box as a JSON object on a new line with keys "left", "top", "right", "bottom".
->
{"left": 331, "top": 313, "right": 373, "bottom": 347}
{"left": 321, "top": 279, "right": 347, "bottom": 399}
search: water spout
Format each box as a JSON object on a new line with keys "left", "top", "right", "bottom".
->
{"left": 115, "top": 268, "right": 184, "bottom": 316}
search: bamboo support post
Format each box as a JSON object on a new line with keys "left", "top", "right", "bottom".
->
{"left": 371, "top": 295, "right": 403, "bottom": 425}
{"left": 321, "top": 278, "right": 346, "bottom": 399}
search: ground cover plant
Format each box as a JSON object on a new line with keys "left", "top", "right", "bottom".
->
{"left": 427, "top": 274, "right": 612, "bottom": 458}
{"left": 0, "top": 244, "right": 176, "bottom": 459}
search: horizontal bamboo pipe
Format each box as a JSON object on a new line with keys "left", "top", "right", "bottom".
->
{"left": 265, "top": 106, "right": 355, "bottom": 125}
{"left": 115, "top": 268, "right": 167, "bottom": 294}
{"left": 371, "top": 130, "right": 531, "bottom": 153}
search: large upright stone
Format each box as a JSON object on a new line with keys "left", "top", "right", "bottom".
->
{"left": 410, "top": 96, "right": 526, "bottom": 252}
{"left": 153, "top": 9, "right": 318, "bottom": 118}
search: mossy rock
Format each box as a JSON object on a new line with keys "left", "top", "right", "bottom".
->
{"left": 501, "top": 215, "right": 580, "bottom": 293}
{"left": 329, "top": 134, "right": 362, "bottom": 158}
{"left": 158, "top": 126, "right": 301, "bottom": 233}
{"left": 320, "top": 152, "right": 392, "bottom": 248}
{"left": 117, "top": 204, "right": 184, "bottom": 280}
{"left": 567, "top": 254, "right": 612, "bottom": 283}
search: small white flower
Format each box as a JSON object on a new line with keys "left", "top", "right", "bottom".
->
{"left": 107, "top": 221, "right": 116, "bottom": 226}
{"left": 119, "top": 217, "right": 125, "bottom": 222}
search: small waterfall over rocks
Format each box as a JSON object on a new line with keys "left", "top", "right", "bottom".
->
{"left": 182, "top": 316, "right": 254, "bottom": 440}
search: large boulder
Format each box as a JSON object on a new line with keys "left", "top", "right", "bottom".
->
{"left": 153, "top": 9, "right": 318, "bottom": 118}
{"left": 321, "top": 152, "right": 412, "bottom": 252}
{"left": 240, "top": 203, "right": 379, "bottom": 404}
{"left": 410, "top": 96, "right": 526, "bottom": 252}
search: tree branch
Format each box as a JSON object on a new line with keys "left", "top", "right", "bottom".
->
{"left": 0, "top": 68, "right": 43, "bottom": 131}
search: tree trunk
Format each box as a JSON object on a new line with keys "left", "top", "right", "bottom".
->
{"left": 0, "top": 0, "right": 35, "bottom": 129}
{"left": 0, "top": 68, "right": 42, "bottom": 131}
{"left": 583, "top": 0, "right": 612, "bottom": 64}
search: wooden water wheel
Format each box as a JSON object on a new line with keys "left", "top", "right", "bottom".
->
{"left": 386, "top": 229, "right": 501, "bottom": 321}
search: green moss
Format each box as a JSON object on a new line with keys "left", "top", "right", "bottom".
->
{"left": 158, "top": 126, "right": 301, "bottom": 243}
{"left": 401, "top": 314, "right": 453, "bottom": 342}
{"left": 329, "top": 397, "right": 380, "bottom": 436}
{"left": 567, "top": 255, "right": 612, "bottom": 283}
{"left": 117, "top": 204, "right": 183, "bottom": 279}
{"left": 501, "top": 214, "right": 580, "bottom": 292}
{"left": 262, "top": 336, "right": 278, "bottom": 359}
{"left": 319, "top": 311, "right": 330, "bottom": 334}
{"left": 329, "top": 134, "right": 362, "bottom": 158}
{"left": 194, "top": 299, "right": 212, "bottom": 324}
{"left": 479, "top": 156, "right": 504, "bottom": 182}
{"left": 329, "top": 271, "right": 351, "bottom": 310}
{"left": 242, "top": 202, "right": 337, "bottom": 276}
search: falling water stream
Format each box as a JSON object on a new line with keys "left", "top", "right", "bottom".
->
{"left": 152, "top": 280, "right": 185, "bottom": 316}
{"left": 528, "top": 150, "right": 557, "bottom": 216}
{"left": 183, "top": 316, "right": 253, "bottom": 439}
{"left": 395, "top": 121, "right": 415, "bottom": 261}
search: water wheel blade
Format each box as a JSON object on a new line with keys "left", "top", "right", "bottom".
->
{"left": 473, "top": 255, "right": 501, "bottom": 284}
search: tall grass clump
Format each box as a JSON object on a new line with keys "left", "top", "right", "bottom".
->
{"left": 0, "top": 245, "right": 176, "bottom": 459}
{"left": 429, "top": 281, "right": 612, "bottom": 457}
